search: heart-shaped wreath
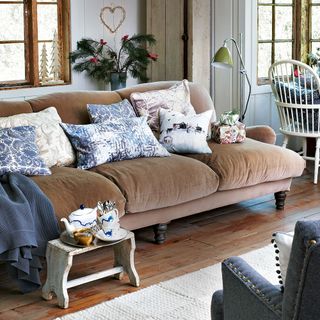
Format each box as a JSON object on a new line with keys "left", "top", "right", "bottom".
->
{"left": 100, "top": 6, "right": 126, "bottom": 34}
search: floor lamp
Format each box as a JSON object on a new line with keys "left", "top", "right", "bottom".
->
{"left": 212, "top": 38, "right": 252, "bottom": 122}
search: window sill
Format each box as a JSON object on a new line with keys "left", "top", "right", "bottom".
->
{"left": 0, "top": 81, "right": 71, "bottom": 91}
{"left": 251, "top": 82, "right": 272, "bottom": 95}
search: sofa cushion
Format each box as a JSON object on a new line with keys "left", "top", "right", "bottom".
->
{"left": 0, "top": 107, "right": 75, "bottom": 167}
{"left": 31, "top": 167, "right": 126, "bottom": 221}
{"left": 185, "top": 138, "right": 305, "bottom": 191}
{"left": 87, "top": 99, "right": 137, "bottom": 123}
{"left": 130, "top": 80, "right": 196, "bottom": 132}
{"left": 0, "top": 126, "right": 51, "bottom": 176}
{"left": 61, "top": 117, "right": 169, "bottom": 169}
{"left": 90, "top": 154, "right": 220, "bottom": 213}
{"left": 159, "top": 108, "right": 212, "bottom": 153}
{"left": 27, "top": 91, "right": 122, "bottom": 124}
{"left": 0, "top": 100, "right": 33, "bottom": 117}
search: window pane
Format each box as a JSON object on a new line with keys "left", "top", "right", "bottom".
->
{"left": 311, "top": 0, "right": 320, "bottom": 3}
{"left": 0, "top": 4, "right": 24, "bottom": 41}
{"left": 312, "top": 6, "right": 320, "bottom": 39}
{"left": 37, "top": 4, "right": 58, "bottom": 41}
{"left": 275, "top": 7, "right": 292, "bottom": 39}
{"left": 275, "top": 0, "right": 292, "bottom": 3}
{"left": 312, "top": 42, "right": 320, "bottom": 53}
{"left": 258, "top": 0, "right": 272, "bottom": 3}
{"left": 258, "top": 6, "right": 272, "bottom": 40}
{"left": 0, "top": 44, "right": 25, "bottom": 81}
{"left": 258, "top": 43, "right": 272, "bottom": 79}
{"left": 275, "top": 42, "right": 292, "bottom": 61}
{"left": 37, "top": 0, "right": 57, "bottom": 2}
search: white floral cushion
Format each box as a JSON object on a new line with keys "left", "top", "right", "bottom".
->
{"left": 0, "top": 107, "right": 75, "bottom": 168}
{"left": 130, "top": 80, "right": 196, "bottom": 132}
{"left": 159, "top": 108, "right": 212, "bottom": 154}
{"left": 0, "top": 126, "right": 51, "bottom": 176}
{"left": 61, "top": 116, "right": 170, "bottom": 170}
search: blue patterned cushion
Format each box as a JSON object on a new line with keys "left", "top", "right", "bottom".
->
{"left": 61, "top": 117, "right": 170, "bottom": 169}
{"left": 87, "top": 99, "right": 136, "bottom": 123}
{"left": 0, "top": 126, "right": 51, "bottom": 176}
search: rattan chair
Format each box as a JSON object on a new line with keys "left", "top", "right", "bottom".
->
{"left": 269, "top": 59, "right": 320, "bottom": 184}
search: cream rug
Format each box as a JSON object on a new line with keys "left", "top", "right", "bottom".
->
{"left": 56, "top": 245, "right": 278, "bottom": 320}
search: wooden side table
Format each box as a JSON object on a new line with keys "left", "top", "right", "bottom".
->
{"left": 42, "top": 231, "right": 139, "bottom": 308}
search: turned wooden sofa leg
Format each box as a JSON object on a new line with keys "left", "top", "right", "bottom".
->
{"left": 275, "top": 191, "right": 287, "bottom": 210}
{"left": 153, "top": 223, "right": 168, "bottom": 244}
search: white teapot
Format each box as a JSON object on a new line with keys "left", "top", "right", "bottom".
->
{"left": 61, "top": 205, "right": 97, "bottom": 236}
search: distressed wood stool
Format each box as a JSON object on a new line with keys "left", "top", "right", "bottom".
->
{"left": 42, "top": 231, "right": 139, "bottom": 308}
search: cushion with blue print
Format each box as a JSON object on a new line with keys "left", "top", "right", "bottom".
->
{"left": 0, "top": 126, "right": 51, "bottom": 176}
{"left": 87, "top": 99, "right": 136, "bottom": 124}
{"left": 61, "top": 116, "right": 170, "bottom": 170}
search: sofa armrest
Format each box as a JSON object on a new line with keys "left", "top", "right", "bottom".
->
{"left": 221, "top": 257, "right": 282, "bottom": 320}
{"left": 246, "top": 126, "right": 276, "bottom": 144}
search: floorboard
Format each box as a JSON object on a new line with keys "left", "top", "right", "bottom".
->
{"left": 0, "top": 167, "right": 319, "bottom": 320}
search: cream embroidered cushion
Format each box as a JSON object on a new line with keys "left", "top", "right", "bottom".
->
{"left": 0, "top": 107, "right": 75, "bottom": 167}
{"left": 130, "top": 79, "right": 196, "bottom": 132}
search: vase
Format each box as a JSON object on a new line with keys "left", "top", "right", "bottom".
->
{"left": 110, "top": 72, "right": 127, "bottom": 91}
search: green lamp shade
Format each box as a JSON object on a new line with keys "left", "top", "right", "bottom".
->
{"left": 212, "top": 46, "right": 233, "bottom": 69}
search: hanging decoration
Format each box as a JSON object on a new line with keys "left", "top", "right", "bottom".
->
{"left": 100, "top": 5, "right": 126, "bottom": 34}
{"left": 39, "top": 43, "right": 49, "bottom": 84}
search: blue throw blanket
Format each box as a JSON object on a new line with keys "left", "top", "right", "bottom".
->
{"left": 0, "top": 173, "right": 60, "bottom": 293}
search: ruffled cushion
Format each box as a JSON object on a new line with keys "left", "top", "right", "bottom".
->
{"left": 0, "top": 107, "right": 75, "bottom": 167}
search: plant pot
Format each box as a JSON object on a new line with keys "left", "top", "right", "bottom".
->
{"left": 110, "top": 72, "right": 127, "bottom": 91}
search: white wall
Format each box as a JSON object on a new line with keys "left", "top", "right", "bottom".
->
{"left": 0, "top": 0, "right": 146, "bottom": 101}
{"left": 212, "top": 0, "right": 283, "bottom": 145}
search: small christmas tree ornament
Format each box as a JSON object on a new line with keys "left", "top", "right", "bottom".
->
{"left": 39, "top": 43, "right": 49, "bottom": 84}
{"left": 50, "top": 30, "right": 64, "bottom": 83}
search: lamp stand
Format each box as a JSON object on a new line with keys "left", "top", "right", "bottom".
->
{"left": 223, "top": 38, "right": 252, "bottom": 122}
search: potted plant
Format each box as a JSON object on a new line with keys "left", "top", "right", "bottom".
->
{"left": 70, "top": 34, "right": 158, "bottom": 90}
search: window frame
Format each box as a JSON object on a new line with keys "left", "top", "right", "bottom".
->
{"left": 257, "top": 0, "right": 295, "bottom": 85}
{"left": 309, "top": 0, "right": 320, "bottom": 54}
{"left": 0, "top": 0, "right": 70, "bottom": 90}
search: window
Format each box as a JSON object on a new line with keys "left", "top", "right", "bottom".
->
{"left": 256, "top": 0, "right": 320, "bottom": 85}
{"left": 0, "top": 0, "right": 70, "bottom": 89}
{"left": 310, "top": 0, "right": 320, "bottom": 53}
{"left": 257, "top": 0, "right": 294, "bottom": 83}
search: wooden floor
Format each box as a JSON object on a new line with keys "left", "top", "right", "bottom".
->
{"left": 0, "top": 167, "right": 320, "bottom": 320}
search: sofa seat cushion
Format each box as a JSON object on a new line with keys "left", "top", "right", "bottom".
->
{"left": 90, "top": 154, "right": 220, "bottom": 213}
{"left": 185, "top": 138, "right": 305, "bottom": 191}
{"left": 31, "top": 167, "right": 126, "bottom": 221}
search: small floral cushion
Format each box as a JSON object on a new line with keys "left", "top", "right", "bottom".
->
{"left": 87, "top": 99, "right": 136, "bottom": 123}
{"left": 130, "top": 80, "right": 196, "bottom": 132}
{"left": 159, "top": 108, "right": 212, "bottom": 154}
{"left": 0, "top": 126, "right": 51, "bottom": 176}
{"left": 61, "top": 117, "right": 170, "bottom": 170}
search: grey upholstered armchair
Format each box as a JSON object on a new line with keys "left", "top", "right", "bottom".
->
{"left": 211, "top": 220, "right": 320, "bottom": 320}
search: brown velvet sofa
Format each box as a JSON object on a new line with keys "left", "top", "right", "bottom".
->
{"left": 0, "top": 82, "right": 305, "bottom": 243}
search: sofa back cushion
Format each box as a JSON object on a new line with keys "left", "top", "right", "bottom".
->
{"left": 116, "top": 81, "right": 216, "bottom": 122}
{"left": 0, "top": 101, "right": 33, "bottom": 117}
{"left": 27, "top": 91, "right": 122, "bottom": 124}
